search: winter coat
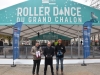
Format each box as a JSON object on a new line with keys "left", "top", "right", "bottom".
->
{"left": 55, "top": 44, "right": 66, "bottom": 58}
{"left": 43, "top": 46, "right": 54, "bottom": 65}
{"left": 31, "top": 46, "right": 42, "bottom": 60}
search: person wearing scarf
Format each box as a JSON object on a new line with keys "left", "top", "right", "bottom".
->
{"left": 31, "top": 42, "right": 42, "bottom": 75}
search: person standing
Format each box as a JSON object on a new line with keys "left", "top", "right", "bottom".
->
{"left": 54, "top": 40, "right": 58, "bottom": 46}
{"left": 0, "top": 39, "right": 3, "bottom": 55}
{"left": 55, "top": 39, "right": 66, "bottom": 75}
{"left": 31, "top": 42, "right": 42, "bottom": 75}
{"left": 44, "top": 41, "right": 54, "bottom": 75}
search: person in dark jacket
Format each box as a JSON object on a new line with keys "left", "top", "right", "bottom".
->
{"left": 44, "top": 41, "right": 54, "bottom": 75}
{"left": 55, "top": 39, "right": 66, "bottom": 75}
{"left": 0, "top": 39, "right": 3, "bottom": 55}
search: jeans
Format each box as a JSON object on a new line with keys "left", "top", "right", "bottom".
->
{"left": 56, "top": 57, "right": 63, "bottom": 71}
{"left": 32, "top": 60, "right": 41, "bottom": 74}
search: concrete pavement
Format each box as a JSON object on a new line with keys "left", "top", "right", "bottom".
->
{"left": 0, "top": 64, "right": 100, "bottom": 75}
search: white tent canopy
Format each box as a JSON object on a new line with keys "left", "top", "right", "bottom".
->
{"left": 0, "top": 25, "right": 100, "bottom": 39}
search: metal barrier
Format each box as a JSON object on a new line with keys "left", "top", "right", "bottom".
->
{"left": 0, "top": 46, "right": 100, "bottom": 59}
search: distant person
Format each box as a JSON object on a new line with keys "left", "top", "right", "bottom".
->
{"left": 44, "top": 41, "right": 54, "bottom": 75}
{"left": 55, "top": 39, "right": 66, "bottom": 75}
{"left": 31, "top": 42, "right": 43, "bottom": 75}
{"left": 0, "top": 39, "right": 3, "bottom": 55}
{"left": 54, "top": 40, "right": 58, "bottom": 46}
{"left": 51, "top": 42, "right": 54, "bottom": 46}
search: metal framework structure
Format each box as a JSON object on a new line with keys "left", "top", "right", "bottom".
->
{"left": 0, "top": 0, "right": 100, "bottom": 39}
{"left": 0, "top": 25, "right": 100, "bottom": 39}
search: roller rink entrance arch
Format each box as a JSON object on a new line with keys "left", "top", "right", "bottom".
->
{"left": 0, "top": 0, "right": 100, "bottom": 60}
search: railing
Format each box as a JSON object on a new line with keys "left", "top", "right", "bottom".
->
{"left": 0, "top": 46, "right": 100, "bottom": 59}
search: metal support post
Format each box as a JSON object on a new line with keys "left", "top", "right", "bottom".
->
{"left": 78, "top": 26, "right": 80, "bottom": 59}
{"left": 71, "top": 44, "right": 73, "bottom": 59}
{"left": 26, "top": 47, "right": 28, "bottom": 59}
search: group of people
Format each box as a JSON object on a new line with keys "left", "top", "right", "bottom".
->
{"left": 31, "top": 39, "right": 66, "bottom": 75}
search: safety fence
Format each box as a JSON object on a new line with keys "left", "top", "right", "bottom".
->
{"left": 0, "top": 46, "right": 100, "bottom": 59}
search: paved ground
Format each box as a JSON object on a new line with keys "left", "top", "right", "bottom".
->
{"left": 0, "top": 64, "right": 100, "bottom": 75}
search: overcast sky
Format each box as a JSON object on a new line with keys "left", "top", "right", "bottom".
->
{"left": 73, "top": 0, "right": 91, "bottom": 6}
{"left": 0, "top": 0, "right": 27, "bottom": 10}
{"left": 0, "top": 0, "right": 91, "bottom": 10}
